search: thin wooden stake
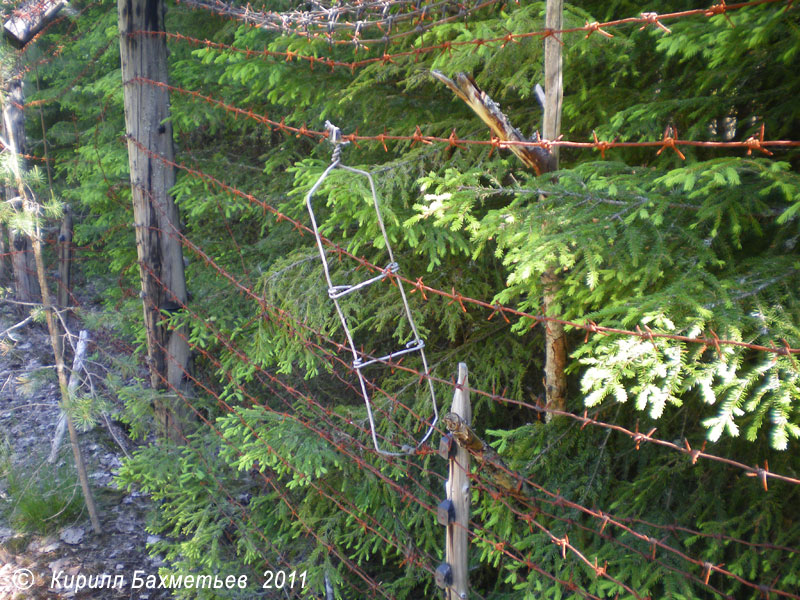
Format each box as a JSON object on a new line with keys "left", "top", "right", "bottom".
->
{"left": 542, "top": 0, "right": 567, "bottom": 421}
{"left": 436, "top": 363, "right": 470, "bottom": 599}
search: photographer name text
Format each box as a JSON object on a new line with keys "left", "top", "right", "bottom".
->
{"left": 50, "top": 569, "right": 307, "bottom": 592}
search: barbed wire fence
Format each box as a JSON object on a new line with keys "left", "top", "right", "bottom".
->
{"left": 2, "top": 0, "right": 800, "bottom": 598}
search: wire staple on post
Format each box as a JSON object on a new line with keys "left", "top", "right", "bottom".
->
{"left": 305, "top": 121, "right": 438, "bottom": 456}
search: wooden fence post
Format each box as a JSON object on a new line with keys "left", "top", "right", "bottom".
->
{"left": 2, "top": 78, "right": 40, "bottom": 306}
{"left": 436, "top": 362, "right": 471, "bottom": 599}
{"left": 118, "top": 0, "right": 193, "bottom": 441}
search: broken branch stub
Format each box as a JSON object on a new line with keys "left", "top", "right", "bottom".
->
{"left": 431, "top": 70, "right": 555, "bottom": 175}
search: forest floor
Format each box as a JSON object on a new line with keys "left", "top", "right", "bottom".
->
{"left": 0, "top": 302, "right": 171, "bottom": 600}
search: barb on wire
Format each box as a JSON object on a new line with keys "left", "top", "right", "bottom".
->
{"left": 304, "top": 121, "right": 438, "bottom": 456}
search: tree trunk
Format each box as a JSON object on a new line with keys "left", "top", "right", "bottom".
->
{"left": 3, "top": 78, "right": 39, "bottom": 306}
{"left": 541, "top": 0, "right": 567, "bottom": 420}
{"left": 118, "top": 0, "right": 192, "bottom": 442}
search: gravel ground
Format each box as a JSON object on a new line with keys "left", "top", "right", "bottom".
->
{"left": 0, "top": 305, "right": 172, "bottom": 600}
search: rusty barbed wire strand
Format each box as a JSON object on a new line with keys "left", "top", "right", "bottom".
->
{"left": 616, "top": 516, "right": 800, "bottom": 555}
{"left": 460, "top": 444, "right": 800, "bottom": 598}
{"left": 494, "top": 494, "right": 735, "bottom": 597}
{"left": 129, "top": 78, "right": 800, "bottom": 164}
{"left": 454, "top": 463, "right": 651, "bottom": 598}
{"left": 133, "top": 0, "right": 793, "bottom": 76}
{"left": 470, "top": 473, "right": 798, "bottom": 599}
{"left": 174, "top": 0, "right": 790, "bottom": 47}
{"left": 0, "top": 139, "right": 51, "bottom": 163}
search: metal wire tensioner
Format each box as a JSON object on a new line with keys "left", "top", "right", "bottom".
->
{"left": 305, "top": 121, "right": 438, "bottom": 456}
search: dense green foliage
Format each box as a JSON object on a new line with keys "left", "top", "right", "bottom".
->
{"left": 8, "top": 0, "right": 800, "bottom": 597}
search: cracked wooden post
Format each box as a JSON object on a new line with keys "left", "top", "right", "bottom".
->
{"left": 118, "top": 0, "right": 193, "bottom": 441}
{"left": 2, "top": 79, "right": 40, "bottom": 307}
{"left": 436, "top": 362, "right": 470, "bottom": 599}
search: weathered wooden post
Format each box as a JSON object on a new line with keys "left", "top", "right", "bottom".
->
{"left": 2, "top": 0, "right": 66, "bottom": 306}
{"left": 2, "top": 80, "right": 39, "bottom": 306}
{"left": 436, "top": 363, "right": 471, "bottom": 599}
{"left": 118, "top": 0, "right": 193, "bottom": 441}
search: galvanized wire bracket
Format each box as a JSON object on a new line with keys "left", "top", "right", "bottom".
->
{"left": 305, "top": 121, "right": 438, "bottom": 456}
